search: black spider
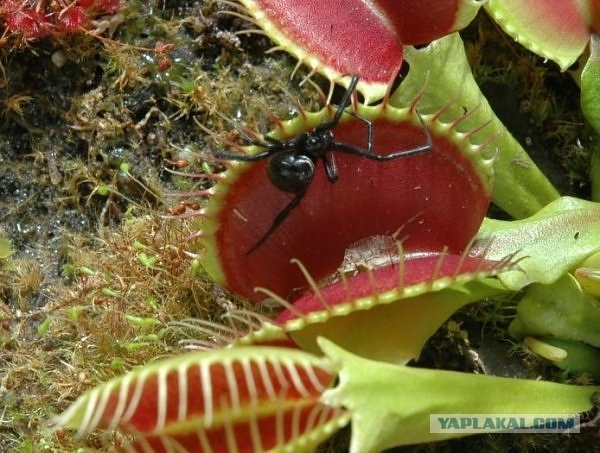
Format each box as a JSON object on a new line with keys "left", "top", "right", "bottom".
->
{"left": 215, "top": 75, "right": 433, "bottom": 254}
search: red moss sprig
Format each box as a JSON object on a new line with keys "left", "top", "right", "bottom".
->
{"left": 0, "top": 0, "right": 120, "bottom": 44}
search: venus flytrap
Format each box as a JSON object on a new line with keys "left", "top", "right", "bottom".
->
{"left": 188, "top": 254, "right": 513, "bottom": 364}
{"left": 200, "top": 86, "right": 496, "bottom": 302}
{"left": 53, "top": 345, "right": 349, "bottom": 451}
{"left": 485, "top": 0, "right": 593, "bottom": 71}
{"left": 267, "top": 255, "right": 511, "bottom": 364}
{"left": 391, "top": 33, "right": 560, "bottom": 218}
{"left": 188, "top": 41, "right": 519, "bottom": 367}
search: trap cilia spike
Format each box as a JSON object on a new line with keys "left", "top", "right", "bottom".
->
{"left": 195, "top": 85, "right": 496, "bottom": 303}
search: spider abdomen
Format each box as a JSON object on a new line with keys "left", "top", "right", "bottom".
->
{"left": 268, "top": 152, "right": 315, "bottom": 193}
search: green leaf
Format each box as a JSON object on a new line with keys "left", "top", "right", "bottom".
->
{"left": 581, "top": 34, "right": 600, "bottom": 202}
{"left": 509, "top": 274, "right": 600, "bottom": 347}
{"left": 319, "top": 338, "right": 600, "bottom": 453}
{"left": 475, "top": 197, "right": 600, "bottom": 289}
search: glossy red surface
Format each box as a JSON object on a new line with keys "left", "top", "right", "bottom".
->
{"left": 253, "top": 0, "right": 403, "bottom": 86}
{"left": 375, "top": 0, "right": 459, "bottom": 44}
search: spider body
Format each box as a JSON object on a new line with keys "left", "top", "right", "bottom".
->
{"left": 215, "top": 75, "right": 432, "bottom": 254}
{"left": 268, "top": 152, "right": 316, "bottom": 193}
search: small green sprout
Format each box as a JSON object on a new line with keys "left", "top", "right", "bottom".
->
{"left": 96, "top": 185, "right": 112, "bottom": 196}
{"left": 132, "top": 240, "right": 146, "bottom": 251}
{"left": 0, "top": 237, "right": 13, "bottom": 259}
{"left": 110, "top": 358, "right": 126, "bottom": 371}
{"left": 37, "top": 317, "right": 53, "bottom": 336}
{"left": 67, "top": 306, "right": 85, "bottom": 322}
{"left": 119, "top": 162, "right": 131, "bottom": 174}
{"left": 101, "top": 287, "right": 120, "bottom": 297}
{"left": 136, "top": 252, "right": 158, "bottom": 269}
{"left": 61, "top": 264, "right": 96, "bottom": 279}
{"left": 144, "top": 297, "right": 159, "bottom": 311}
{"left": 190, "top": 258, "right": 202, "bottom": 277}
{"left": 125, "top": 315, "right": 161, "bottom": 330}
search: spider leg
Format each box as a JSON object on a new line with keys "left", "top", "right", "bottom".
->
{"left": 346, "top": 110, "right": 373, "bottom": 153}
{"left": 214, "top": 134, "right": 297, "bottom": 162}
{"left": 246, "top": 189, "right": 307, "bottom": 255}
{"left": 196, "top": 116, "right": 279, "bottom": 161}
{"left": 322, "top": 153, "right": 339, "bottom": 183}
{"left": 330, "top": 74, "right": 360, "bottom": 126}
{"left": 330, "top": 139, "right": 430, "bottom": 161}
{"left": 329, "top": 112, "right": 433, "bottom": 160}
{"left": 215, "top": 129, "right": 302, "bottom": 162}
{"left": 381, "top": 112, "right": 432, "bottom": 159}
{"left": 314, "top": 74, "right": 360, "bottom": 134}
{"left": 214, "top": 148, "right": 278, "bottom": 162}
